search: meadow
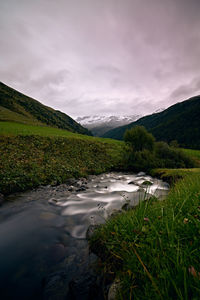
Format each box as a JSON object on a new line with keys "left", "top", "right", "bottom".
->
{"left": 0, "top": 121, "right": 123, "bottom": 145}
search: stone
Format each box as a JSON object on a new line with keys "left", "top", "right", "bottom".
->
{"left": 86, "top": 225, "right": 100, "bottom": 240}
{"left": 136, "top": 172, "right": 146, "bottom": 177}
{"left": 80, "top": 177, "right": 87, "bottom": 183}
{"left": 66, "top": 178, "right": 77, "bottom": 185}
{"left": 75, "top": 180, "right": 83, "bottom": 188}
{"left": 162, "top": 182, "right": 170, "bottom": 189}
{"left": 67, "top": 272, "right": 103, "bottom": 300}
{"left": 110, "top": 209, "right": 122, "bottom": 217}
{"left": 43, "top": 270, "right": 68, "bottom": 300}
{"left": 121, "top": 202, "right": 131, "bottom": 211}
{"left": 48, "top": 198, "right": 58, "bottom": 205}
{"left": 68, "top": 186, "right": 75, "bottom": 192}
{"left": 108, "top": 279, "right": 121, "bottom": 300}
{"left": 77, "top": 186, "right": 87, "bottom": 192}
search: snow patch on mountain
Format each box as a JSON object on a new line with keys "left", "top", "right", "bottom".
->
{"left": 76, "top": 115, "right": 141, "bottom": 126}
{"left": 75, "top": 115, "right": 142, "bottom": 136}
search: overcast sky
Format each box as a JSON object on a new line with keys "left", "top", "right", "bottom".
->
{"left": 0, "top": 0, "right": 200, "bottom": 118}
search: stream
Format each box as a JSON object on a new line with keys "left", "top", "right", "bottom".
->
{"left": 0, "top": 172, "right": 169, "bottom": 299}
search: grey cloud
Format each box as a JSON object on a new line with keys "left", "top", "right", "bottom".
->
{"left": 170, "top": 77, "right": 200, "bottom": 101}
{"left": 94, "top": 66, "right": 121, "bottom": 75}
{"left": 0, "top": 0, "right": 200, "bottom": 117}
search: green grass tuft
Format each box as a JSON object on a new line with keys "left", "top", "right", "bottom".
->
{"left": 90, "top": 172, "right": 200, "bottom": 299}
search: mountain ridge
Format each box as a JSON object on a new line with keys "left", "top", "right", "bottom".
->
{"left": 0, "top": 82, "right": 91, "bottom": 135}
{"left": 102, "top": 95, "right": 200, "bottom": 149}
{"left": 76, "top": 114, "right": 141, "bottom": 136}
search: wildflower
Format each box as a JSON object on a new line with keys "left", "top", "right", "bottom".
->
{"left": 188, "top": 266, "right": 200, "bottom": 279}
{"left": 183, "top": 218, "right": 189, "bottom": 224}
{"left": 144, "top": 217, "right": 149, "bottom": 222}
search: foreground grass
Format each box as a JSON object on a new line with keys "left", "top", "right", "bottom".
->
{"left": 151, "top": 168, "right": 200, "bottom": 184}
{"left": 0, "top": 134, "right": 123, "bottom": 195}
{"left": 90, "top": 171, "right": 200, "bottom": 299}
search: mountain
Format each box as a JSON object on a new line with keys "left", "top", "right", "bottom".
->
{"left": 0, "top": 82, "right": 91, "bottom": 135}
{"left": 75, "top": 115, "right": 141, "bottom": 136}
{"left": 102, "top": 95, "right": 200, "bottom": 149}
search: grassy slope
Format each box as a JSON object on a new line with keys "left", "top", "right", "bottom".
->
{"left": 0, "top": 121, "right": 120, "bottom": 143}
{"left": 0, "top": 122, "right": 123, "bottom": 195}
{"left": 90, "top": 170, "right": 200, "bottom": 299}
{"left": 102, "top": 96, "right": 200, "bottom": 149}
{"left": 0, "top": 106, "right": 43, "bottom": 126}
{"left": 0, "top": 81, "right": 91, "bottom": 135}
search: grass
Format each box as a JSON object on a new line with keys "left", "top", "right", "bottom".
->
{"left": 0, "top": 106, "right": 43, "bottom": 126}
{"left": 0, "top": 122, "right": 124, "bottom": 195}
{"left": 0, "top": 121, "right": 123, "bottom": 145}
{"left": 181, "top": 148, "right": 200, "bottom": 166}
{"left": 89, "top": 171, "right": 200, "bottom": 299}
{"left": 151, "top": 168, "right": 200, "bottom": 184}
{"left": 0, "top": 121, "right": 198, "bottom": 197}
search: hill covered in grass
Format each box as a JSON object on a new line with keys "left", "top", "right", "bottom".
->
{"left": 102, "top": 95, "right": 200, "bottom": 149}
{"left": 0, "top": 122, "right": 123, "bottom": 195}
{"left": 0, "top": 82, "right": 91, "bottom": 135}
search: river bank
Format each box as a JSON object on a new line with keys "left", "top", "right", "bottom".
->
{"left": 0, "top": 134, "right": 123, "bottom": 196}
{"left": 89, "top": 171, "right": 200, "bottom": 299}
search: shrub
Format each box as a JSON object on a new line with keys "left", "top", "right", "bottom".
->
{"left": 123, "top": 132, "right": 195, "bottom": 171}
{"left": 124, "top": 126, "right": 155, "bottom": 151}
{"left": 155, "top": 142, "right": 195, "bottom": 168}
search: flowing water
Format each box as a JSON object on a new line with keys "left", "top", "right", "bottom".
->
{"left": 0, "top": 172, "right": 169, "bottom": 299}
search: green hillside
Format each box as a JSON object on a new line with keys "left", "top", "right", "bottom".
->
{"left": 102, "top": 96, "right": 200, "bottom": 149}
{"left": 0, "top": 82, "right": 91, "bottom": 135}
{"left": 0, "top": 121, "right": 123, "bottom": 195}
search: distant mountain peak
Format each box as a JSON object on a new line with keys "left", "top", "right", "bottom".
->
{"left": 75, "top": 114, "right": 142, "bottom": 136}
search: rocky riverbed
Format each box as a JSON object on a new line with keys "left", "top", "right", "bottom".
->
{"left": 0, "top": 172, "right": 169, "bottom": 299}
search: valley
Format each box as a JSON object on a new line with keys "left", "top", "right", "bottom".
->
{"left": 0, "top": 82, "right": 200, "bottom": 299}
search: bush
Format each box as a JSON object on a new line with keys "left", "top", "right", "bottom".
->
{"left": 123, "top": 131, "right": 195, "bottom": 171}
{"left": 123, "top": 147, "right": 159, "bottom": 171}
{"left": 124, "top": 126, "right": 155, "bottom": 151}
{"left": 169, "top": 140, "right": 179, "bottom": 148}
{"left": 155, "top": 142, "right": 195, "bottom": 168}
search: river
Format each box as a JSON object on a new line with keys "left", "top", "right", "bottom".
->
{"left": 0, "top": 172, "right": 169, "bottom": 299}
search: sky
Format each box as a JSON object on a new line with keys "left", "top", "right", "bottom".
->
{"left": 0, "top": 0, "right": 200, "bottom": 118}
